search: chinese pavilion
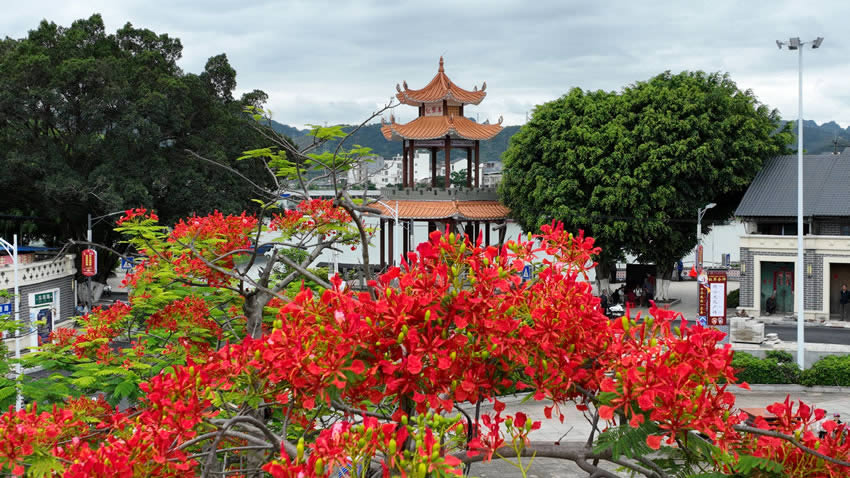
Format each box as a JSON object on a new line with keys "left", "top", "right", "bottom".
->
{"left": 375, "top": 57, "right": 510, "bottom": 268}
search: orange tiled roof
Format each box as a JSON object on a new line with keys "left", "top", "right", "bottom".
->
{"left": 381, "top": 115, "right": 503, "bottom": 141}
{"left": 371, "top": 200, "right": 510, "bottom": 221}
{"left": 395, "top": 57, "right": 487, "bottom": 106}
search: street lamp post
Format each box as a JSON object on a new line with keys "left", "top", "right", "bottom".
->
{"left": 86, "top": 211, "right": 126, "bottom": 310}
{"left": 0, "top": 235, "right": 22, "bottom": 411}
{"left": 697, "top": 203, "right": 716, "bottom": 272}
{"left": 777, "top": 36, "right": 823, "bottom": 370}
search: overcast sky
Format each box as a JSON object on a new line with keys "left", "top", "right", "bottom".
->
{"left": 2, "top": 0, "right": 848, "bottom": 128}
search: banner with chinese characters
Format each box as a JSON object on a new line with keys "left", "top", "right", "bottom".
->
{"left": 707, "top": 270, "right": 728, "bottom": 326}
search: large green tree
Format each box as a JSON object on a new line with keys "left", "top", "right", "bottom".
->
{"left": 501, "top": 71, "right": 791, "bottom": 292}
{"left": 0, "top": 15, "right": 274, "bottom": 280}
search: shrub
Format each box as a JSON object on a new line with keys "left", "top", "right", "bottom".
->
{"left": 801, "top": 355, "right": 850, "bottom": 386}
{"left": 727, "top": 288, "right": 740, "bottom": 308}
{"left": 731, "top": 352, "right": 800, "bottom": 384}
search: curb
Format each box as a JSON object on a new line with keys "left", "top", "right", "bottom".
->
{"left": 741, "top": 384, "right": 849, "bottom": 393}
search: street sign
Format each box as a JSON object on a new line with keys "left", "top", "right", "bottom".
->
{"left": 521, "top": 264, "right": 533, "bottom": 281}
{"left": 81, "top": 248, "right": 97, "bottom": 277}
{"left": 34, "top": 292, "right": 54, "bottom": 306}
{"left": 0, "top": 303, "right": 11, "bottom": 315}
{"left": 120, "top": 257, "right": 135, "bottom": 270}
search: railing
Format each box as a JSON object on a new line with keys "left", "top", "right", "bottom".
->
{"left": 0, "top": 255, "right": 76, "bottom": 289}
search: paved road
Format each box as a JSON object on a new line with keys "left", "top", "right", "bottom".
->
{"left": 761, "top": 322, "right": 850, "bottom": 345}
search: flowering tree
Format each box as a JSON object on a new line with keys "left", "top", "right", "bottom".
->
{"left": 3, "top": 121, "right": 850, "bottom": 477}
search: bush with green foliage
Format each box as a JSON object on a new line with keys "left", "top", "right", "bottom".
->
{"left": 728, "top": 288, "right": 740, "bottom": 308}
{"left": 732, "top": 351, "right": 801, "bottom": 384}
{"left": 801, "top": 355, "right": 850, "bottom": 387}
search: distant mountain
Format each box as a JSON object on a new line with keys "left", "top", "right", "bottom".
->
{"left": 783, "top": 120, "right": 850, "bottom": 154}
{"left": 268, "top": 120, "right": 521, "bottom": 164}
{"left": 265, "top": 119, "right": 850, "bottom": 167}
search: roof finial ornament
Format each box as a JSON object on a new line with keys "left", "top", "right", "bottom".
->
{"left": 481, "top": 81, "right": 487, "bottom": 92}
{"left": 473, "top": 85, "right": 478, "bottom": 92}
{"left": 396, "top": 84, "right": 402, "bottom": 93}
{"left": 390, "top": 113, "right": 396, "bottom": 123}
{"left": 403, "top": 80, "right": 408, "bottom": 90}
{"left": 439, "top": 56, "right": 444, "bottom": 72}
{"left": 497, "top": 115, "right": 503, "bottom": 125}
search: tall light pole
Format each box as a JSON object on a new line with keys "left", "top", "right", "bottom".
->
{"left": 0, "top": 235, "right": 22, "bottom": 411}
{"left": 86, "top": 211, "right": 126, "bottom": 310}
{"left": 697, "top": 203, "right": 716, "bottom": 272}
{"left": 777, "top": 36, "right": 823, "bottom": 370}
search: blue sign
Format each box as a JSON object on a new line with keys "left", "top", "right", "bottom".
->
{"left": 521, "top": 264, "right": 533, "bottom": 281}
{"left": 120, "top": 257, "right": 135, "bottom": 270}
{"left": 0, "top": 303, "right": 11, "bottom": 315}
{"left": 697, "top": 315, "right": 708, "bottom": 327}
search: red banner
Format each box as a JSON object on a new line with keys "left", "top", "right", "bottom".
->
{"left": 81, "top": 249, "right": 97, "bottom": 277}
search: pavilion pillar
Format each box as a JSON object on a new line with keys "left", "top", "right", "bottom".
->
{"left": 380, "top": 219, "right": 386, "bottom": 268}
{"left": 409, "top": 140, "right": 416, "bottom": 186}
{"left": 428, "top": 221, "right": 436, "bottom": 234}
{"left": 498, "top": 220, "right": 507, "bottom": 248}
{"left": 388, "top": 219, "right": 395, "bottom": 266}
{"left": 466, "top": 147, "right": 472, "bottom": 188}
{"left": 429, "top": 148, "right": 436, "bottom": 187}
{"left": 474, "top": 221, "right": 480, "bottom": 244}
{"left": 402, "top": 141, "right": 408, "bottom": 188}
{"left": 485, "top": 221, "right": 491, "bottom": 246}
{"left": 402, "top": 219, "right": 409, "bottom": 260}
{"left": 474, "top": 141, "right": 480, "bottom": 188}
{"left": 444, "top": 136, "right": 451, "bottom": 189}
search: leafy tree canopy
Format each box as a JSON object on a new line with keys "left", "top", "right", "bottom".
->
{"left": 0, "top": 14, "right": 275, "bottom": 279}
{"left": 500, "top": 71, "right": 791, "bottom": 279}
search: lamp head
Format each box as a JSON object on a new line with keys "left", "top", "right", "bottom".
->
{"left": 776, "top": 40, "right": 784, "bottom": 49}
{"left": 706, "top": 203, "right": 717, "bottom": 210}
{"left": 788, "top": 37, "right": 801, "bottom": 50}
{"left": 812, "top": 36, "right": 824, "bottom": 49}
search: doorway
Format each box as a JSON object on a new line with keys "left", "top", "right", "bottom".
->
{"left": 829, "top": 263, "right": 850, "bottom": 318}
{"left": 760, "top": 262, "right": 794, "bottom": 315}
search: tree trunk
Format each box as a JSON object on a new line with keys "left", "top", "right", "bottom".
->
{"left": 595, "top": 263, "right": 611, "bottom": 297}
{"left": 243, "top": 291, "right": 271, "bottom": 340}
{"left": 657, "top": 266, "right": 673, "bottom": 301}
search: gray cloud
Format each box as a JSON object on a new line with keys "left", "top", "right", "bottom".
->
{"left": 2, "top": 0, "right": 848, "bottom": 127}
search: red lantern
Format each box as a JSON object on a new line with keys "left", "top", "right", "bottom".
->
{"left": 81, "top": 249, "right": 97, "bottom": 277}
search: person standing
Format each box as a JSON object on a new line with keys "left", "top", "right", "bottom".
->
{"left": 676, "top": 261, "right": 684, "bottom": 281}
{"left": 840, "top": 284, "right": 850, "bottom": 320}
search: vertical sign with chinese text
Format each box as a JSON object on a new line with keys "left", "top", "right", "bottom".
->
{"left": 707, "top": 270, "right": 728, "bottom": 326}
{"left": 81, "top": 249, "right": 97, "bottom": 277}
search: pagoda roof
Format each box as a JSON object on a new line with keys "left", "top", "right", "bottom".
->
{"left": 395, "top": 57, "right": 488, "bottom": 106}
{"left": 371, "top": 200, "right": 510, "bottom": 221}
{"left": 381, "top": 114, "right": 503, "bottom": 141}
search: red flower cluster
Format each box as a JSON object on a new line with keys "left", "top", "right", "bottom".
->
{"left": 115, "top": 208, "right": 159, "bottom": 226}
{"left": 169, "top": 211, "right": 258, "bottom": 286}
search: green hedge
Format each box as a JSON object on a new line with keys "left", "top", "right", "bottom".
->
{"left": 727, "top": 289, "right": 740, "bottom": 308}
{"left": 801, "top": 355, "right": 850, "bottom": 386}
{"left": 732, "top": 351, "right": 800, "bottom": 384}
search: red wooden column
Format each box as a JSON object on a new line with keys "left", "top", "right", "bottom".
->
{"left": 402, "top": 141, "right": 408, "bottom": 188}
{"left": 430, "top": 147, "right": 437, "bottom": 187}
{"left": 379, "top": 218, "right": 386, "bottom": 268}
{"left": 402, "top": 219, "right": 409, "bottom": 260}
{"left": 409, "top": 139, "right": 416, "bottom": 186}
{"left": 444, "top": 136, "right": 451, "bottom": 189}
{"left": 474, "top": 141, "right": 480, "bottom": 187}
{"left": 466, "top": 147, "right": 472, "bottom": 187}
